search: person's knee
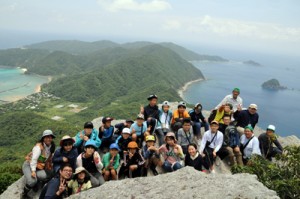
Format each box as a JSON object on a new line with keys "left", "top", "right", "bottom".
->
{"left": 111, "top": 169, "right": 117, "bottom": 176}
{"left": 129, "top": 165, "right": 137, "bottom": 171}
{"left": 132, "top": 134, "right": 137, "bottom": 141}
{"left": 172, "top": 162, "right": 182, "bottom": 171}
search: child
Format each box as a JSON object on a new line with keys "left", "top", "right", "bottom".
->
{"left": 130, "top": 114, "right": 147, "bottom": 147}
{"left": 119, "top": 141, "right": 145, "bottom": 178}
{"left": 214, "top": 103, "right": 233, "bottom": 124}
{"left": 99, "top": 117, "right": 115, "bottom": 152}
{"left": 115, "top": 128, "right": 132, "bottom": 160}
{"left": 159, "top": 132, "right": 184, "bottom": 172}
{"left": 68, "top": 166, "right": 92, "bottom": 195}
{"left": 184, "top": 143, "right": 203, "bottom": 171}
{"left": 171, "top": 102, "right": 190, "bottom": 133}
{"left": 142, "top": 135, "right": 161, "bottom": 176}
{"left": 114, "top": 119, "right": 134, "bottom": 139}
{"left": 76, "top": 140, "right": 105, "bottom": 187}
{"left": 189, "top": 103, "right": 209, "bottom": 139}
{"left": 102, "top": 143, "right": 120, "bottom": 181}
{"left": 156, "top": 101, "right": 173, "bottom": 146}
{"left": 177, "top": 118, "right": 195, "bottom": 155}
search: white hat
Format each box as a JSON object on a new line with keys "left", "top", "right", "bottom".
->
{"left": 122, "top": 128, "right": 131, "bottom": 134}
{"left": 41, "top": 130, "right": 55, "bottom": 139}
{"left": 162, "top": 101, "right": 170, "bottom": 107}
{"left": 74, "top": 166, "right": 88, "bottom": 175}
{"left": 267, "top": 125, "right": 276, "bottom": 132}
{"left": 249, "top": 104, "right": 258, "bottom": 110}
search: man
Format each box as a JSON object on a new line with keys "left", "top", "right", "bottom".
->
{"left": 199, "top": 121, "right": 224, "bottom": 173}
{"left": 99, "top": 117, "right": 115, "bottom": 152}
{"left": 74, "top": 122, "right": 101, "bottom": 154}
{"left": 234, "top": 104, "right": 259, "bottom": 136}
{"left": 189, "top": 103, "right": 209, "bottom": 140}
{"left": 39, "top": 163, "right": 73, "bottom": 199}
{"left": 258, "top": 125, "right": 283, "bottom": 161}
{"left": 215, "top": 88, "right": 243, "bottom": 112}
{"left": 177, "top": 118, "right": 195, "bottom": 154}
{"left": 218, "top": 115, "right": 243, "bottom": 166}
{"left": 240, "top": 125, "right": 261, "bottom": 165}
{"left": 141, "top": 94, "right": 160, "bottom": 135}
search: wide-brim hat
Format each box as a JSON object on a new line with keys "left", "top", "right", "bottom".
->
{"left": 41, "top": 130, "right": 55, "bottom": 140}
{"left": 60, "top": 135, "right": 75, "bottom": 147}
{"left": 74, "top": 166, "right": 89, "bottom": 176}
{"left": 164, "top": 132, "right": 177, "bottom": 143}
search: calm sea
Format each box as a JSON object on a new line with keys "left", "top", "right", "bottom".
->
{"left": 182, "top": 53, "right": 300, "bottom": 137}
{"left": 0, "top": 67, "right": 49, "bottom": 103}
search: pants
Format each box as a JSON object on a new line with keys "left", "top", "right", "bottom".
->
{"left": 155, "top": 129, "right": 166, "bottom": 146}
{"left": 89, "top": 171, "right": 105, "bottom": 187}
{"left": 146, "top": 118, "right": 157, "bottom": 135}
{"left": 226, "top": 146, "right": 243, "bottom": 165}
{"left": 192, "top": 122, "right": 209, "bottom": 138}
{"left": 203, "top": 147, "right": 215, "bottom": 170}
{"left": 266, "top": 147, "right": 282, "bottom": 161}
{"left": 162, "top": 161, "right": 182, "bottom": 172}
{"left": 22, "top": 161, "right": 51, "bottom": 188}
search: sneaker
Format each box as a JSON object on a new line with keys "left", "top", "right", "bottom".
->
{"left": 210, "top": 169, "right": 216, "bottom": 174}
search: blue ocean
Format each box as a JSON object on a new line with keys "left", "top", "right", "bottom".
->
{"left": 182, "top": 52, "right": 299, "bottom": 137}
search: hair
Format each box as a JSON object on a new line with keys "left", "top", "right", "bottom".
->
{"left": 74, "top": 171, "right": 90, "bottom": 183}
{"left": 222, "top": 114, "right": 231, "bottom": 120}
{"left": 182, "top": 118, "right": 191, "bottom": 125}
{"left": 60, "top": 163, "right": 73, "bottom": 171}
{"left": 188, "top": 143, "right": 198, "bottom": 150}
{"left": 225, "top": 103, "right": 233, "bottom": 110}
{"left": 165, "top": 136, "right": 176, "bottom": 150}
{"left": 38, "top": 139, "right": 56, "bottom": 154}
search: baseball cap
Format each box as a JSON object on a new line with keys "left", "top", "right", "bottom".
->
{"left": 102, "top": 117, "right": 114, "bottom": 123}
{"left": 249, "top": 104, "right": 258, "bottom": 110}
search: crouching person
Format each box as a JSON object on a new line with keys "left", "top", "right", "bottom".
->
{"left": 185, "top": 143, "right": 203, "bottom": 172}
{"left": 102, "top": 143, "right": 120, "bottom": 181}
{"left": 76, "top": 140, "right": 105, "bottom": 187}
{"left": 68, "top": 167, "right": 92, "bottom": 195}
{"left": 142, "top": 135, "right": 161, "bottom": 176}
{"left": 159, "top": 132, "right": 184, "bottom": 172}
{"left": 22, "top": 130, "right": 56, "bottom": 198}
{"left": 39, "top": 163, "right": 73, "bottom": 199}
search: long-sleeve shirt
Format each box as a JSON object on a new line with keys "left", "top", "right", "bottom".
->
{"left": 124, "top": 151, "right": 145, "bottom": 167}
{"left": 234, "top": 110, "right": 259, "bottom": 128}
{"left": 189, "top": 109, "right": 205, "bottom": 123}
{"left": 177, "top": 127, "right": 195, "bottom": 147}
{"left": 30, "top": 143, "right": 52, "bottom": 172}
{"left": 240, "top": 134, "right": 261, "bottom": 159}
{"left": 159, "top": 144, "right": 184, "bottom": 164}
{"left": 74, "top": 129, "right": 101, "bottom": 149}
{"left": 215, "top": 94, "right": 243, "bottom": 112}
{"left": 258, "top": 133, "right": 283, "bottom": 157}
{"left": 171, "top": 110, "right": 190, "bottom": 124}
{"left": 142, "top": 145, "right": 160, "bottom": 160}
{"left": 40, "top": 177, "right": 69, "bottom": 199}
{"left": 143, "top": 104, "right": 160, "bottom": 120}
{"left": 98, "top": 126, "right": 114, "bottom": 140}
{"left": 157, "top": 109, "right": 173, "bottom": 129}
{"left": 199, "top": 130, "right": 223, "bottom": 154}
{"left": 52, "top": 147, "right": 78, "bottom": 173}
{"left": 77, "top": 152, "right": 103, "bottom": 174}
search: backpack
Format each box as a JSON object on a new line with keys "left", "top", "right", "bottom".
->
{"left": 25, "top": 143, "right": 53, "bottom": 171}
{"left": 208, "top": 109, "right": 217, "bottom": 124}
{"left": 225, "top": 125, "right": 240, "bottom": 147}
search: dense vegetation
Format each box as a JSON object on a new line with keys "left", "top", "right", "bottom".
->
{"left": 261, "top": 78, "right": 287, "bottom": 90}
{"left": 232, "top": 146, "right": 300, "bottom": 199}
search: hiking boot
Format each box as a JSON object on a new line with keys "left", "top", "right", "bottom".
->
{"left": 150, "top": 165, "right": 158, "bottom": 176}
{"left": 210, "top": 169, "right": 216, "bottom": 174}
{"left": 21, "top": 185, "right": 31, "bottom": 199}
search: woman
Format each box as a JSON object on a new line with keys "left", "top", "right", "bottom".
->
{"left": 22, "top": 130, "right": 56, "bottom": 198}
{"left": 68, "top": 166, "right": 92, "bottom": 195}
{"left": 52, "top": 135, "right": 78, "bottom": 173}
{"left": 184, "top": 143, "right": 203, "bottom": 171}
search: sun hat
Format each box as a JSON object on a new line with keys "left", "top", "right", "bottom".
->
{"left": 267, "top": 125, "right": 276, "bottom": 132}
{"left": 84, "top": 140, "right": 97, "bottom": 149}
{"left": 146, "top": 135, "right": 156, "bottom": 142}
{"left": 122, "top": 128, "right": 131, "bottom": 134}
{"left": 74, "top": 166, "right": 89, "bottom": 176}
{"left": 249, "top": 104, "right": 258, "bottom": 110}
{"left": 60, "top": 135, "right": 75, "bottom": 147}
{"left": 41, "top": 130, "right": 55, "bottom": 140}
{"left": 165, "top": 132, "right": 177, "bottom": 143}
{"left": 109, "top": 143, "right": 120, "bottom": 151}
{"left": 127, "top": 141, "right": 139, "bottom": 149}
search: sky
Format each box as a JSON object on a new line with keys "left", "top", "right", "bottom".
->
{"left": 0, "top": 0, "right": 300, "bottom": 56}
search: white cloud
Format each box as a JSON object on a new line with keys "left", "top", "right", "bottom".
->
{"left": 97, "top": 0, "right": 171, "bottom": 12}
{"left": 162, "top": 19, "right": 181, "bottom": 30}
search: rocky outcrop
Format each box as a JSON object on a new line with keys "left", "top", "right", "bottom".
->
{"left": 261, "top": 79, "right": 287, "bottom": 90}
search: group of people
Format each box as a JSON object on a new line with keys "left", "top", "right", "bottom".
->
{"left": 22, "top": 88, "right": 284, "bottom": 199}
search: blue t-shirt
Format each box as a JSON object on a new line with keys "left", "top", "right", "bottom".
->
{"left": 130, "top": 122, "right": 147, "bottom": 136}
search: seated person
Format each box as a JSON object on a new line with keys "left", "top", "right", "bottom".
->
{"left": 130, "top": 114, "right": 147, "bottom": 147}
{"left": 189, "top": 103, "right": 209, "bottom": 139}
{"left": 240, "top": 125, "right": 261, "bottom": 165}
{"left": 177, "top": 118, "right": 196, "bottom": 154}
{"left": 53, "top": 135, "right": 78, "bottom": 173}
{"left": 215, "top": 87, "right": 243, "bottom": 112}
{"left": 68, "top": 167, "right": 92, "bottom": 195}
{"left": 214, "top": 103, "right": 233, "bottom": 124}
{"left": 258, "top": 125, "right": 283, "bottom": 161}
{"left": 74, "top": 122, "right": 101, "bottom": 154}
{"left": 171, "top": 101, "right": 190, "bottom": 133}
{"left": 119, "top": 141, "right": 145, "bottom": 178}
{"left": 76, "top": 140, "right": 105, "bottom": 187}
{"left": 114, "top": 119, "right": 134, "bottom": 139}
{"left": 99, "top": 117, "right": 114, "bottom": 152}
{"left": 234, "top": 104, "right": 259, "bottom": 136}
{"left": 39, "top": 163, "right": 73, "bottom": 199}
{"left": 156, "top": 101, "right": 173, "bottom": 146}
{"left": 184, "top": 143, "right": 203, "bottom": 172}
{"left": 141, "top": 94, "right": 160, "bottom": 135}
{"left": 159, "top": 132, "right": 184, "bottom": 172}
{"left": 142, "top": 135, "right": 161, "bottom": 176}
{"left": 199, "top": 121, "right": 223, "bottom": 174}
{"left": 115, "top": 128, "right": 132, "bottom": 160}
{"left": 102, "top": 143, "right": 120, "bottom": 181}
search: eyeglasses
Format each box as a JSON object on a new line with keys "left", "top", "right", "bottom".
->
{"left": 63, "top": 169, "right": 73, "bottom": 173}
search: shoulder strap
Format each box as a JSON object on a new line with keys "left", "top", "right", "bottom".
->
{"left": 184, "top": 131, "right": 192, "bottom": 144}
{"left": 210, "top": 132, "right": 218, "bottom": 144}
{"left": 243, "top": 136, "right": 254, "bottom": 149}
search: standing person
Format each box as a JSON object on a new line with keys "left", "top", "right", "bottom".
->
{"left": 114, "top": 119, "right": 134, "bottom": 139}
{"left": 141, "top": 94, "right": 160, "bottom": 135}
{"left": 234, "top": 104, "right": 259, "bottom": 136}
{"left": 39, "top": 163, "right": 73, "bottom": 199}
{"left": 189, "top": 103, "right": 209, "bottom": 139}
{"left": 184, "top": 143, "right": 203, "bottom": 172}
{"left": 218, "top": 115, "right": 243, "bottom": 166}
{"left": 74, "top": 122, "right": 101, "bottom": 154}
{"left": 53, "top": 135, "right": 78, "bottom": 173}
{"left": 67, "top": 167, "right": 92, "bottom": 195}
{"left": 199, "top": 121, "right": 223, "bottom": 174}
{"left": 171, "top": 101, "right": 190, "bottom": 133}
{"left": 22, "top": 130, "right": 56, "bottom": 198}
{"left": 177, "top": 118, "right": 196, "bottom": 154}
{"left": 215, "top": 88, "right": 243, "bottom": 112}
{"left": 130, "top": 114, "right": 147, "bottom": 147}
{"left": 102, "top": 143, "right": 120, "bottom": 181}
{"left": 99, "top": 117, "right": 115, "bottom": 152}
{"left": 142, "top": 135, "right": 161, "bottom": 176}
{"left": 156, "top": 101, "right": 173, "bottom": 146}
{"left": 258, "top": 125, "right": 283, "bottom": 161}
{"left": 115, "top": 128, "right": 132, "bottom": 160}
{"left": 159, "top": 132, "right": 184, "bottom": 172}
{"left": 76, "top": 140, "right": 105, "bottom": 187}
{"left": 240, "top": 125, "right": 261, "bottom": 165}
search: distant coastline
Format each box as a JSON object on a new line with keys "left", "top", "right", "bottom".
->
{"left": 178, "top": 78, "right": 204, "bottom": 98}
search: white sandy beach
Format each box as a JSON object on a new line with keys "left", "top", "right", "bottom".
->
{"left": 178, "top": 78, "right": 204, "bottom": 98}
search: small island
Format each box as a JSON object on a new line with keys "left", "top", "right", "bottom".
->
{"left": 243, "top": 60, "right": 261, "bottom": 66}
{"left": 261, "top": 79, "right": 287, "bottom": 90}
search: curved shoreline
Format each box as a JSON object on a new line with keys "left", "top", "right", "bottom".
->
{"left": 178, "top": 78, "right": 204, "bottom": 98}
